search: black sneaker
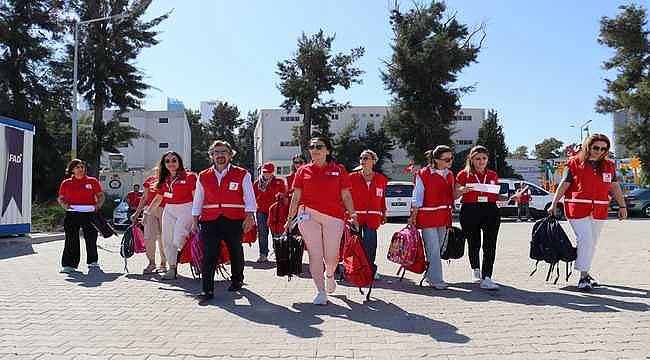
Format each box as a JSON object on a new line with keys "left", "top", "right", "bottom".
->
{"left": 578, "top": 277, "right": 592, "bottom": 291}
{"left": 586, "top": 275, "right": 600, "bottom": 287}
{"left": 196, "top": 292, "right": 214, "bottom": 305}
{"left": 228, "top": 281, "right": 243, "bottom": 292}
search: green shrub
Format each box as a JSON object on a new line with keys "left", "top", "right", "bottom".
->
{"left": 31, "top": 202, "right": 65, "bottom": 232}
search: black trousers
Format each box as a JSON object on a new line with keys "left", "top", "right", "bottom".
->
{"left": 459, "top": 203, "right": 501, "bottom": 279}
{"left": 200, "top": 216, "right": 244, "bottom": 294}
{"left": 62, "top": 212, "right": 98, "bottom": 268}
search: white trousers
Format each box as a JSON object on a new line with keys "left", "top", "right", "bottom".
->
{"left": 568, "top": 216, "right": 605, "bottom": 272}
{"left": 161, "top": 203, "right": 193, "bottom": 267}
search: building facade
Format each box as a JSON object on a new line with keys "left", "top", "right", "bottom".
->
{"left": 167, "top": 98, "right": 185, "bottom": 111}
{"left": 254, "top": 106, "right": 486, "bottom": 181}
{"left": 96, "top": 110, "right": 191, "bottom": 171}
{"left": 200, "top": 100, "right": 218, "bottom": 124}
{"left": 612, "top": 110, "right": 641, "bottom": 158}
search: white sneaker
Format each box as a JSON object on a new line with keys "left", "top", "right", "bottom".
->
{"left": 428, "top": 281, "right": 448, "bottom": 290}
{"left": 88, "top": 262, "right": 100, "bottom": 268}
{"left": 374, "top": 272, "right": 381, "bottom": 280}
{"left": 471, "top": 268, "right": 481, "bottom": 283}
{"left": 313, "top": 291, "right": 328, "bottom": 305}
{"left": 325, "top": 274, "right": 336, "bottom": 294}
{"left": 480, "top": 277, "right": 500, "bottom": 290}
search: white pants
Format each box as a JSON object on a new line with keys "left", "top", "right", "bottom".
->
{"left": 421, "top": 227, "right": 446, "bottom": 284}
{"left": 568, "top": 216, "right": 605, "bottom": 272}
{"left": 161, "top": 203, "right": 193, "bottom": 267}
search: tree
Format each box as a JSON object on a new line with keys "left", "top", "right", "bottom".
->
{"left": 186, "top": 109, "right": 210, "bottom": 172}
{"left": 509, "top": 145, "right": 529, "bottom": 159}
{"left": 475, "top": 110, "right": 518, "bottom": 178}
{"left": 205, "top": 101, "right": 243, "bottom": 153}
{"left": 332, "top": 119, "right": 395, "bottom": 172}
{"left": 236, "top": 110, "right": 257, "bottom": 172}
{"left": 71, "top": 0, "right": 170, "bottom": 175}
{"left": 381, "top": 1, "right": 485, "bottom": 164}
{"left": 597, "top": 4, "right": 650, "bottom": 175}
{"left": 533, "top": 137, "right": 564, "bottom": 159}
{"left": 276, "top": 30, "right": 365, "bottom": 153}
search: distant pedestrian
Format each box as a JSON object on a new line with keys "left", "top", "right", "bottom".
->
{"left": 286, "top": 137, "right": 358, "bottom": 305}
{"left": 126, "top": 184, "right": 142, "bottom": 220}
{"left": 548, "top": 133, "right": 627, "bottom": 291}
{"left": 253, "top": 162, "right": 286, "bottom": 262}
{"left": 286, "top": 154, "right": 306, "bottom": 197}
{"left": 515, "top": 182, "right": 531, "bottom": 222}
{"left": 57, "top": 159, "right": 105, "bottom": 273}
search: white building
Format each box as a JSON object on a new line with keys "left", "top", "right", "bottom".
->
{"left": 200, "top": 100, "right": 219, "bottom": 124}
{"left": 612, "top": 110, "right": 640, "bottom": 158}
{"left": 95, "top": 110, "right": 191, "bottom": 171}
{"left": 254, "top": 106, "right": 485, "bottom": 180}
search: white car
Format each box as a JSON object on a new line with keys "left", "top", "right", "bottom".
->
{"left": 385, "top": 181, "right": 414, "bottom": 218}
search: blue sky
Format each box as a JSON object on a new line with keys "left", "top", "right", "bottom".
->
{"left": 136, "top": 0, "right": 646, "bottom": 153}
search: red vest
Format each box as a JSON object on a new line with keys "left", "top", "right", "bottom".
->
{"left": 563, "top": 158, "right": 615, "bottom": 220}
{"left": 415, "top": 168, "right": 454, "bottom": 228}
{"left": 198, "top": 166, "right": 248, "bottom": 221}
{"left": 254, "top": 177, "right": 286, "bottom": 213}
{"left": 349, "top": 171, "right": 388, "bottom": 230}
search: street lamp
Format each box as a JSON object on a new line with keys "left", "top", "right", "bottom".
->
{"left": 569, "top": 119, "right": 592, "bottom": 144}
{"left": 71, "top": 13, "right": 127, "bottom": 160}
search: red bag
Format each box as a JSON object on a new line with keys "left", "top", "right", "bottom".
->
{"left": 242, "top": 224, "right": 257, "bottom": 246}
{"left": 178, "top": 235, "right": 193, "bottom": 264}
{"left": 397, "top": 232, "right": 428, "bottom": 286}
{"left": 178, "top": 233, "right": 230, "bottom": 278}
{"left": 342, "top": 224, "right": 373, "bottom": 300}
{"left": 268, "top": 200, "right": 289, "bottom": 236}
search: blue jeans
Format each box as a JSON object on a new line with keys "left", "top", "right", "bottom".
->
{"left": 256, "top": 211, "right": 269, "bottom": 256}
{"left": 422, "top": 227, "right": 445, "bottom": 284}
{"left": 361, "top": 225, "right": 378, "bottom": 274}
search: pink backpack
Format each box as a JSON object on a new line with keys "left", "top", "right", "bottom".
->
{"left": 387, "top": 225, "right": 420, "bottom": 267}
{"left": 190, "top": 232, "right": 203, "bottom": 274}
{"left": 132, "top": 225, "right": 146, "bottom": 254}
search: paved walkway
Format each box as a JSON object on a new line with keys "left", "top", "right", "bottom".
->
{"left": 1, "top": 219, "right": 649, "bottom": 359}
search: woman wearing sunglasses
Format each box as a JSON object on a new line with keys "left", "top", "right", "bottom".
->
{"left": 285, "top": 154, "right": 306, "bottom": 196}
{"left": 456, "top": 145, "right": 502, "bottom": 290}
{"left": 548, "top": 133, "right": 627, "bottom": 291}
{"left": 409, "top": 145, "right": 459, "bottom": 289}
{"left": 286, "top": 137, "right": 358, "bottom": 305}
{"left": 149, "top": 151, "right": 196, "bottom": 280}
{"left": 349, "top": 149, "right": 388, "bottom": 280}
{"left": 57, "top": 159, "right": 105, "bottom": 273}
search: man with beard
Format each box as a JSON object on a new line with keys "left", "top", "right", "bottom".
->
{"left": 191, "top": 140, "right": 256, "bottom": 302}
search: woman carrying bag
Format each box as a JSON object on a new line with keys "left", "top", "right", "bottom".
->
{"left": 548, "top": 133, "right": 626, "bottom": 291}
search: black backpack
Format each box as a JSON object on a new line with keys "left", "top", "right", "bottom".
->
{"left": 530, "top": 216, "right": 577, "bottom": 283}
{"left": 273, "top": 221, "right": 304, "bottom": 280}
{"left": 440, "top": 226, "right": 466, "bottom": 260}
{"left": 120, "top": 228, "right": 135, "bottom": 272}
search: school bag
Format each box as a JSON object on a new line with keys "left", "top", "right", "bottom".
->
{"left": 132, "top": 225, "right": 146, "bottom": 254}
{"left": 397, "top": 229, "right": 428, "bottom": 286}
{"left": 242, "top": 224, "right": 257, "bottom": 246}
{"left": 387, "top": 225, "right": 420, "bottom": 267}
{"left": 342, "top": 224, "right": 374, "bottom": 300}
{"left": 440, "top": 226, "right": 465, "bottom": 260}
{"left": 267, "top": 200, "right": 289, "bottom": 236}
{"left": 184, "top": 232, "right": 230, "bottom": 280}
{"left": 119, "top": 227, "right": 135, "bottom": 272}
{"left": 274, "top": 219, "right": 303, "bottom": 279}
{"left": 529, "top": 216, "right": 577, "bottom": 284}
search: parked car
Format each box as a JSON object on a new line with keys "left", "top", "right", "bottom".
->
{"left": 620, "top": 188, "right": 650, "bottom": 217}
{"left": 611, "top": 182, "right": 641, "bottom": 211}
{"left": 454, "top": 178, "right": 562, "bottom": 219}
{"left": 385, "top": 181, "right": 413, "bottom": 218}
{"left": 112, "top": 198, "right": 131, "bottom": 229}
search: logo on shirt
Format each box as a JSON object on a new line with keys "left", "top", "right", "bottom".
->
{"left": 229, "top": 182, "right": 239, "bottom": 190}
{"left": 490, "top": 180, "right": 495, "bottom": 185}
{"left": 602, "top": 173, "right": 612, "bottom": 183}
{"left": 8, "top": 153, "right": 22, "bottom": 164}
{"left": 326, "top": 171, "right": 339, "bottom": 176}
{"left": 179, "top": 180, "right": 186, "bottom": 184}
{"left": 84, "top": 183, "right": 93, "bottom": 190}
{"left": 376, "top": 188, "right": 383, "bottom": 197}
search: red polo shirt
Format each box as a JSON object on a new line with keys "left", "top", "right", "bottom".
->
{"left": 254, "top": 176, "right": 287, "bottom": 213}
{"left": 126, "top": 191, "right": 143, "bottom": 209}
{"left": 58, "top": 176, "right": 103, "bottom": 206}
{"left": 156, "top": 171, "right": 197, "bottom": 205}
{"left": 293, "top": 161, "right": 351, "bottom": 219}
{"left": 142, "top": 175, "right": 159, "bottom": 206}
{"left": 456, "top": 169, "right": 499, "bottom": 203}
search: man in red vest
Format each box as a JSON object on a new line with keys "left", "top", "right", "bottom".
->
{"left": 253, "top": 162, "right": 286, "bottom": 262}
{"left": 191, "top": 140, "right": 256, "bottom": 303}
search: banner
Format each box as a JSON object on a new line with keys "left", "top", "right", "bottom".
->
{"left": 2, "top": 126, "right": 24, "bottom": 216}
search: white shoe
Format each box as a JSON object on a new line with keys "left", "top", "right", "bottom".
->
{"left": 325, "top": 274, "right": 336, "bottom": 294}
{"left": 471, "top": 268, "right": 481, "bottom": 283}
{"left": 480, "top": 277, "right": 500, "bottom": 290}
{"left": 313, "top": 291, "right": 328, "bottom": 305}
{"left": 374, "top": 272, "right": 381, "bottom": 280}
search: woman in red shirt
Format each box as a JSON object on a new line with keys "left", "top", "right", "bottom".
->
{"left": 286, "top": 137, "right": 358, "bottom": 305}
{"left": 456, "top": 145, "right": 503, "bottom": 290}
{"left": 131, "top": 167, "right": 166, "bottom": 273}
{"left": 149, "top": 151, "right": 196, "bottom": 280}
{"left": 285, "top": 154, "right": 306, "bottom": 196}
{"left": 57, "top": 159, "right": 105, "bottom": 273}
{"left": 349, "top": 149, "right": 387, "bottom": 280}
{"left": 548, "top": 134, "right": 626, "bottom": 291}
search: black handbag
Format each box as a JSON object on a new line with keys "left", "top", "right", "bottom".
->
{"left": 90, "top": 212, "right": 117, "bottom": 238}
{"left": 440, "top": 226, "right": 466, "bottom": 260}
{"left": 274, "top": 219, "right": 304, "bottom": 279}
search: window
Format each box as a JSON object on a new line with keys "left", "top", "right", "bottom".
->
{"left": 159, "top": 143, "right": 169, "bottom": 148}
{"left": 276, "top": 166, "right": 292, "bottom": 176}
{"left": 386, "top": 184, "right": 414, "bottom": 198}
{"left": 456, "top": 139, "right": 473, "bottom": 145}
{"left": 499, "top": 183, "right": 510, "bottom": 195}
{"left": 454, "top": 115, "right": 473, "bottom": 121}
{"left": 369, "top": 114, "right": 374, "bottom": 117}
{"left": 118, "top": 116, "right": 129, "bottom": 123}
{"left": 159, "top": 117, "right": 169, "bottom": 123}
{"left": 280, "top": 116, "right": 300, "bottom": 122}
{"left": 376, "top": 114, "right": 381, "bottom": 117}
{"left": 117, "top": 141, "right": 129, "bottom": 148}
{"left": 529, "top": 185, "right": 548, "bottom": 196}
{"left": 331, "top": 114, "right": 339, "bottom": 120}
{"left": 361, "top": 113, "right": 367, "bottom": 117}
{"left": 280, "top": 141, "right": 298, "bottom": 147}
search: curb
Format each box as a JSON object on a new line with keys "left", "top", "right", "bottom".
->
{"left": 0, "top": 233, "right": 65, "bottom": 248}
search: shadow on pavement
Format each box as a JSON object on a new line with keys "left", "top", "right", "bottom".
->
{"left": 0, "top": 243, "right": 36, "bottom": 260}
{"left": 292, "top": 295, "right": 470, "bottom": 343}
{"left": 244, "top": 260, "right": 276, "bottom": 270}
{"left": 63, "top": 267, "right": 122, "bottom": 288}
{"left": 359, "top": 274, "right": 649, "bottom": 313}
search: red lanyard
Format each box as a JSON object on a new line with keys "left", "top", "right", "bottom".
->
{"left": 472, "top": 172, "right": 487, "bottom": 184}
{"left": 167, "top": 176, "right": 180, "bottom": 193}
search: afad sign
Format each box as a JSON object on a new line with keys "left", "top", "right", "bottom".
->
{"left": 2, "top": 127, "right": 24, "bottom": 216}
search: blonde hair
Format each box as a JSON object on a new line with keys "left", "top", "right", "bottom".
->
{"left": 464, "top": 145, "right": 489, "bottom": 172}
{"left": 578, "top": 133, "right": 610, "bottom": 173}
{"left": 360, "top": 149, "right": 378, "bottom": 162}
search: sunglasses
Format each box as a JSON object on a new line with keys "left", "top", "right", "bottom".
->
{"left": 308, "top": 144, "right": 326, "bottom": 150}
{"left": 437, "top": 157, "right": 453, "bottom": 163}
{"left": 74, "top": 165, "right": 85, "bottom": 169}
{"left": 359, "top": 156, "right": 373, "bottom": 161}
{"left": 209, "top": 150, "right": 230, "bottom": 156}
{"left": 591, "top": 146, "right": 608, "bottom": 152}
{"left": 164, "top": 158, "right": 178, "bottom": 164}
{"left": 293, "top": 161, "right": 304, "bottom": 164}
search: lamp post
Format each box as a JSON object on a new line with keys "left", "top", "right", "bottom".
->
{"left": 71, "top": 13, "right": 126, "bottom": 160}
{"left": 569, "top": 119, "right": 592, "bottom": 144}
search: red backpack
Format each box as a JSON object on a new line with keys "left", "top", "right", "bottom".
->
{"left": 242, "top": 224, "right": 257, "bottom": 246}
{"left": 178, "top": 233, "right": 230, "bottom": 279}
{"left": 341, "top": 224, "right": 374, "bottom": 300}
{"left": 397, "top": 232, "right": 428, "bottom": 286}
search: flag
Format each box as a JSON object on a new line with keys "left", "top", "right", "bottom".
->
{"left": 402, "top": 163, "right": 414, "bottom": 174}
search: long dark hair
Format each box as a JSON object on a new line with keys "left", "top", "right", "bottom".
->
{"left": 310, "top": 136, "right": 336, "bottom": 163}
{"left": 425, "top": 145, "right": 453, "bottom": 169}
{"left": 156, "top": 151, "right": 185, "bottom": 189}
{"left": 66, "top": 159, "right": 85, "bottom": 177}
{"left": 291, "top": 154, "right": 306, "bottom": 173}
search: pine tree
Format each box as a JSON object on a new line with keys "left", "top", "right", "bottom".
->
{"left": 382, "top": 1, "right": 485, "bottom": 164}
{"left": 235, "top": 110, "right": 257, "bottom": 172}
{"left": 205, "top": 101, "right": 243, "bottom": 154}
{"left": 186, "top": 109, "right": 210, "bottom": 172}
{"left": 475, "top": 110, "right": 518, "bottom": 178}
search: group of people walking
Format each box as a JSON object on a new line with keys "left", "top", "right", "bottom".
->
{"left": 57, "top": 133, "right": 627, "bottom": 304}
